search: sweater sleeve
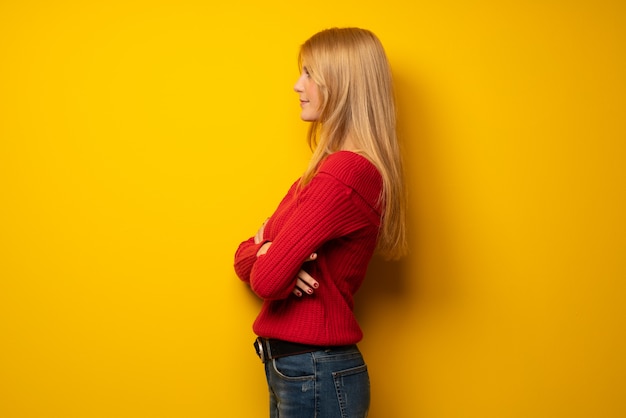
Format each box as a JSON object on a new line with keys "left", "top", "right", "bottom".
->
{"left": 248, "top": 173, "right": 374, "bottom": 300}
{"left": 233, "top": 237, "right": 267, "bottom": 284}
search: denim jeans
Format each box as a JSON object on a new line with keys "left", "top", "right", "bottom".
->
{"left": 263, "top": 345, "right": 370, "bottom": 418}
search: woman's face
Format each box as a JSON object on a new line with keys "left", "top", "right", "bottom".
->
{"left": 294, "top": 65, "right": 321, "bottom": 121}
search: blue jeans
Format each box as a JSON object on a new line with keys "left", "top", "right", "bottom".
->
{"left": 263, "top": 345, "right": 370, "bottom": 418}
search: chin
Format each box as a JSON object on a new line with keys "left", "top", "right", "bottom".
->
{"left": 301, "top": 113, "right": 319, "bottom": 122}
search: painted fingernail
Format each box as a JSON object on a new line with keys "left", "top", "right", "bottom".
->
{"left": 313, "top": 282, "right": 319, "bottom": 288}
{"left": 307, "top": 289, "right": 313, "bottom": 294}
{"left": 295, "top": 291, "right": 302, "bottom": 297}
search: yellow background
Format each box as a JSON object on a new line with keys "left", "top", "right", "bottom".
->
{"left": 1, "top": 1, "right": 625, "bottom": 417}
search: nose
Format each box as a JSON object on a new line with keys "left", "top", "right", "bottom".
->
{"left": 293, "top": 73, "right": 305, "bottom": 93}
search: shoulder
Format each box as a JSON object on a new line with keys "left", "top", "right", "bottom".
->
{"left": 318, "top": 151, "right": 381, "bottom": 184}
{"left": 318, "top": 151, "right": 380, "bottom": 180}
{"left": 316, "top": 151, "right": 382, "bottom": 205}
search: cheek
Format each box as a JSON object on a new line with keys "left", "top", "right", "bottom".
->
{"left": 307, "top": 84, "right": 321, "bottom": 106}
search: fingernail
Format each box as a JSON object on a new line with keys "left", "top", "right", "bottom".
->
{"left": 313, "top": 282, "right": 319, "bottom": 288}
{"left": 307, "top": 289, "right": 313, "bottom": 294}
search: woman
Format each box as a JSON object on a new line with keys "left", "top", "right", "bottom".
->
{"left": 234, "top": 27, "right": 407, "bottom": 417}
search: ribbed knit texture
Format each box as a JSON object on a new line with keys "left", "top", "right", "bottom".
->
{"left": 234, "top": 151, "right": 383, "bottom": 346}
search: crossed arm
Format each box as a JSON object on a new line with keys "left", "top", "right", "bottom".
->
{"left": 254, "top": 219, "right": 319, "bottom": 297}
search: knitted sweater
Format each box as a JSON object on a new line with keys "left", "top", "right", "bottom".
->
{"left": 234, "top": 151, "right": 383, "bottom": 346}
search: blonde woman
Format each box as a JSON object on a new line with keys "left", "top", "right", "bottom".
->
{"left": 234, "top": 27, "right": 407, "bottom": 417}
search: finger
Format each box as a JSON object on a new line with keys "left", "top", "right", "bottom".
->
{"left": 296, "top": 280, "right": 313, "bottom": 295}
{"left": 297, "top": 270, "right": 319, "bottom": 289}
{"left": 254, "top": 218, "right": 270, "bottom": 244}
{"left": 295, "top": 277, "right": 317, "bottom": 296}
{"left": 292, "top": 288, "right": 303, "bottom": 297}
{"left": 304, "top": 252, "right": 317, "bottom": 262}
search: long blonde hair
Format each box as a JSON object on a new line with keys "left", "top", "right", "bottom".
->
{"left": 298, "top": 27, "right": 407, "bottom": 259}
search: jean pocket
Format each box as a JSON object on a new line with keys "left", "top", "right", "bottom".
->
{"left": 332, "top": 364, "right": 370, "bottom": 417}
{"left": 271, "top": 353, "right": 315, "bottom": 381}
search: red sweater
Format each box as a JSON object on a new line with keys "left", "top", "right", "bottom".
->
{"left": 234, "top": 151, "right": 383, "bottom": 346}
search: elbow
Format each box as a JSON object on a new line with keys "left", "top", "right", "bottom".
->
{"left": 233, "top": 260, "right": 253, "bottom": 283}
{"left": 250, "top": 281, "right": 277, "bottom": 300}
{"left": 234, "top": 267, "right": 249, "bottom": 283}
{"left": 249, "top": 256, "right": 293, "bottom": 300}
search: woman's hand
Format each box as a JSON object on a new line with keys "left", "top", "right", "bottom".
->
{"left": 254, "top": 218, "right": 269, "bottom": 245}
{"left": 258, "top": 243, "right": 319, "bottom": 297}
{"left": 255, "top": 219, "right": 271, "bottom": 257}
{"left": 293, "top": 252, "right": 319, "bottom": 297}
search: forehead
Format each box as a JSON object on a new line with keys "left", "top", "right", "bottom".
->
{"left": 299, "top": 57, "right": 316, "bottom": 74}
{"left": 298, "top": 47, "right": 314, "bottom": 68}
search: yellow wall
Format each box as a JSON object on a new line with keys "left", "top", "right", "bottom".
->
{"left": 1, "top": 1, "right": 624, "bottom": 417}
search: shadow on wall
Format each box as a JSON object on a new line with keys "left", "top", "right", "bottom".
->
{"left": 354, "top": 254, "right": 411, "bottom": 323}
{"left": 354, "top": 64, "right": 453, "bottom": 333}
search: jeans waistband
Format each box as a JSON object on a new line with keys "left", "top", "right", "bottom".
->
{"left": 253, "top": 337, "right": 354, "bottom": 363}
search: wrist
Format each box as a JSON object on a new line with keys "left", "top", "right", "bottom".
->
{"left": 256, "top": 241, "right": 272, "bottom": 257}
